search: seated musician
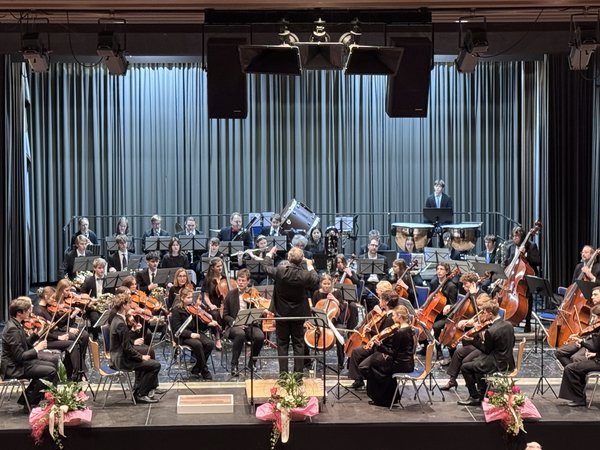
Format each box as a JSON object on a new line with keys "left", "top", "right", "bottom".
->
{"left": 108, "top": 234, "right": 133, "bottom": 272}
{"left": 35, "top": 287, "right": 89, "bottom": 380}
{"left": 218, "top": 211, "right": 251, "bottom": 249}
{"left": 202, "top": 257, "right": 227, "bottom": 350}
{"left": 573, "top": 245, "right": 600, "bottom": 283}
{"left": 333, "top": 254, "right": 360, "bottom": 330}
{"left": 348, "top": 289, "right": 399, "bottom": 390}
{"left": 177, "top": 216, "right": 205, "bottom": 267}
{"left": 555, "top": 286, "right": 600, "bottom": 368}
{"left": 359, "top": 239, "right": 388, "bottom": 312}
{"left": 291, "top": 234, "right": 313, "bottom": 260}
{"left": 136, "top": 252, "right": 161, "bottom": 295}
{"left": 120, "top": 277, "right": 165, "bottom": 350}
{"left": 141, "top": 214, "right": 170, "bottom": 251}
{"left": 361, "top": 305, "right": 416, "bottom": 407}
{"left": 440, "top": 293, "right": 492, "bottom": 391}
{"left": 160, "top": 237, "right": 189, "bottom": 270}
{"left": 222, "top": 269, "right": 265, "bottom": 377}
{"left": 237, "top": 235, "right": 270, "bottom": 285}
{"left": 306, "top": 228, "right": 325, "bottom": 255}
{"left": 1, "top": 297, "right": 58, "bottom": 409}
{"left": 387, "top": 258, "right": 416, "bottom": 307}
{"left": 167, "top": 268, "right": 195, "bottom": 310}
{"left": 260, "top": 213, "right": 284, "bottom": 237}
{"left": 62, "top": 235, "right": 92, "bottom": 279}
{"left": 559, "top": 303, "right": 600, "bottom": 406}
{"left": 109, "top": 294, "right": 162, "bottom": 403}
{"left": 169, "top": 287, "right": 216, "bottom": 380}
{"left": 70, "top": 216, "right": 99, "bottom": 247}
{"left": 418, "top": 262, "right": 458, "bottom": 360}
{"left": 457, "top": 299, "right": 515, "bottom": 406}
{"left": 359, "top": 229, "right": 390, "bottom": 254}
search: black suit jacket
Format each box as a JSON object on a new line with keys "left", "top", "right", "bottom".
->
{"left": 572, "top": 261, "right": 600, "bottom": 283}
{"left": 429, "top": 277, "right": 459, "bottom": 304}
{"left": 0, "top": 318, "right": 40, "bottom": 379}
{"left": 260, "top": 256, "right": 320, "bottom": 318}
{"left": 136, "top": 269, "right": 161, "bottom": 295}
{"left": 109, "top": 314, "right": 143, "bottom": 371}
{"left": 62, "top": 249, "right": 92, "bottom": 278}
{"left": 80, "top": 275, "right": 112, "bottom": 297}
{"left": 502, "top": 241, "right": 541, "bottom": 274}
{"left": 425, "top": 193, "right": 453, "bottom": 208}
{"left": 108, "top": 251, "right": 132, "bottom": 272}
{"left": 478, "top": 249, "right": 499, "bottom": 264}
{"left": 218, "top": 226, "right": 252, "bottom": 249}
{"left": 471, "top": 318, "right": 515, "bottom": 373}
{"left": 71, "top": 230, "right": 99, "bottom": 247}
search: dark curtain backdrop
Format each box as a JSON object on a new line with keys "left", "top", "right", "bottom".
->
{"left": 545, "top": 55, "right": 597, "bottom": 289}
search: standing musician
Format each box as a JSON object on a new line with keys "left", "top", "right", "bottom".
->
{"left": 252, "top": 246, "right": 321, "bottom": 373}
{"left": 218, "top": 211, "right": 252, "bottom": 249}
{"left": 202, "top": 257, "right": 227, "bottom": 350}
{"left": 109, "top": 294, "right": 161, "bottom": 403}
{"left": 555, "top": 286, "right": 600, "bottom": 367}
{"left": 501, "top": 226, "right": 541, "bottom": 332}
{"left": 572, "top": 245, "right": 600, "bottom": 283}
{"left": 1, "top": 297, "right": 58, "bottom": 409}
{"left": 222, "top": 269, "right": 265, "bottom": 377}
{"left": 387, "top": 258, "right": 417, "bottom": 307}
{"left": 169, "top": 287, "right": 217, "bottom": 380}
{"left": 361, "top": 305, "right": 416, "bottom": 407}
{"left": 348, "top": 290, "right": 400, "bottom": 390}
{"left": 559, "top": 303, "right": 600, "bottom": 406}
{"left": 425, "top": 179, "right": 453, "bottom": 209}
{"left": 419, "top": 262, "right": 458, "bottom": 360}
{"left": 35, "top": 287, "right": 89, "bottom": 380}
{"left": 457, "top": 299, "right": 515, "bottom": 406}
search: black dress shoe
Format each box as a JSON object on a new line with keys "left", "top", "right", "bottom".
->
{"left": 201, "top": 369, "right": 213, "bottom": 380}
{"left": 567, "top": 401, "right": 586, "bottom": 407}
{"left": 457, "top": 397, "right": 481, "bottom": 406}
{"left": 351, "top": 379, "right": 365, "bottom": 390}
{"left": 440, "top": 380, "right": 458, "bottom": 391}
{"left": 135, "top": 395, "right": 159, "bottom": 404}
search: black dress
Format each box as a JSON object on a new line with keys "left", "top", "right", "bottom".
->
{"left": 362, "top": 325, "right": 416, "bottom": 406}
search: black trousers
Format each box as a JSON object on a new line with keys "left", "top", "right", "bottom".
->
{"left": 461, "top": 361, "right": 487, "bottom": 399}
{"left": 275, "top": 320, "right": 305, "bottom": 373}
{"left": 130, "top": 359, "right": 161, "bottom": 397}
{"left": 21, "top": 360, "right": 58, "bottom": 406}
{"left": 555, "top": 342, "right": 587, "bottom": 368}
{"left": 559, "top": 358, "right": 600, "bottom": 403}
{"left": 446, "top": 345, "right": 481, "bottom": 379}
{"left": 348, "top": 346, "right": 374, "bottom": 381}
{"left": 181, "top": 335, "right": 214, "bottom": 374}
{"left": 227, "top": 325, "right": 264, "bottom": 366}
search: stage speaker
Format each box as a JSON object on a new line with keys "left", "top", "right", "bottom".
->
{"left": 386, "top": 37, "right": 433, "bottom": 118}
{"left": 207, "top": 37, "right": 248, "bottom": 119}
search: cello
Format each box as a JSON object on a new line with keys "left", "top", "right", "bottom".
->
{"left": 495, "top": 221, "right": 541, "bottom": 326}
{"left": 416, "top": 267, "right": 461, "bottom": 340}
{"left": 439, "top": 290, "right": 481, "bottom": 348}
{"left": 547, "top": 248, "right": 600, "bottom": 348}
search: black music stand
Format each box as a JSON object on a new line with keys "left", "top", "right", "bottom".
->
{"left": 423, "top": 207, "right": 453, "bottom": 247}
{"left": 232, "top": 309, "right": 265, "bottom": 378}
{"left": 163, "top": 314, "right": 196, "bottom": 394}
{"left": 154, "top": 268, "right": 179, "bottom": 286}
{"left": 471, "top": 262, "right": 507, "bottom": 282}
{"left": 525, "top": 275, "right": 558, "bottom": 398}
{"left": 253, "top": 285, "right": 276, "bottom": 348}
{"left": 357, "top": 259, "right": 385, "bottom": 277}
{"left": 73, "top": 256, "right": 97, "bottom": 274}
{"left": 126, "top": 254, "right": 145, "bottom": 270}
{"left": 105, "top": 237, "right": 119, "bottom": 253}
{"left": 335, "top": 284, "right": 359, "bottom": 304}
{"left": 104, "top": 271, "right": 129, "bottom": 292}
{"left": 143, "top": 236, "right": 171, "bottom": 253}
{"left": 423, "top": 247, "right": 451, "bottom": 266}
{"left": 575, "top": 280, "right": 600, "bottom": 302}
{"left": 179, "top": 235, "right": 207, "bottom": 252}
{"left": 265, "top": 235, "right": 287, "bottom": 252}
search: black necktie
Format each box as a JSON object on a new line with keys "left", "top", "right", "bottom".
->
{"left": 150, "top": 272, "right": 155, "bottom": 283}
{"left": 122, "top": 254, "right": 127, "bottom": 270}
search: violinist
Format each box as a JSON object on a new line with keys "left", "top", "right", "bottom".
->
{"left": 555, "top": 286, "right": 600, "bottom": 368}
{"left": 109, "top": 294, "right": 162, "bottom": 403}
{"left": 167, "top": 268, "right": 195, "bottom": 310}
{"left": 559, "top": 303, "right": 600, "bottom": 406}
{"left": 348, "top": 290, "right": 399, "bottom": 390}
{"left": 169, "top": 287, "right": 216, "bottom": 380}
{"left": 222, "top": 269, "right": 265, "bottom": 376}
{"left": 386, "top": 258, "right": 416, "bottom": 307}
{"left": 160, "top": 237, "right": 189, "bottom": 270}
{"left": 457, "top": 299, "right": 515, "bottom": 406}
{"left": 1, "top": 297, "right": 58, "bottom": 409}
{"left": 311, "top": 274, "right": 345, "bottom": 369}
{"left": 35, "top": 287, "right": 89, "bottom": 380}
{"left": 419, "top": 262, "right": 458, "bottom": 360}
{"left": 361, "top": 305, "right": 416, "bottom": 407}
{"left": 136, "top": 252, "right": 161, "bottom": 295}
{"left": 121, "top": 277, "right": 164, "bottom": 350}
{"left": 501, "top": 226, "right": 541, "bottom": 333}
{"left": 202, "top": 257, "right": 227, "bottom": 350}
{"left": 572, "top": 245, "right": 600, "bottom": 283}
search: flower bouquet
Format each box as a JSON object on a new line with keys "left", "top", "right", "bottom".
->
{"left": 483, "top": 375, "right": 540, "bottom": 436}
{"left": 256, "top": 372, "right": 319, "bottom": 449}
{"left": 71, "top": 271, "right": 93, "bottom": 289}
{"left": 29, "top": 362, "right": 92, "bottom": 448}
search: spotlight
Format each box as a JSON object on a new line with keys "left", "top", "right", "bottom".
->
{"left": 21, "top": 33, "right": 49, "bottom": 72}
{"left": 568, "top": 23, "right": 598, "bottom": 71}
{"left": 455, "top": 18, "right": 488, "bottom": 73}
{"left": 310, "top": 18, "right": 330, "bottom": 43}
{"left": 97, "top": 31, "right": 128, "bottom": 75}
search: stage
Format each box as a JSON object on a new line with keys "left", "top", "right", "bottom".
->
{"left": 1, "top": 375, "right": 599, "bottom": 450}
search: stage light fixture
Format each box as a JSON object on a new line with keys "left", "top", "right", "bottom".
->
{"left": 454, "top": 17, "right": 488, "bottom": 73}
{"left": 344, "top": 46, "right": 404, "bottom": 75}
{"left": 21, "top": 33, "right": 50, "bottom": 72}
{"left": 568, "top": 20, "right": 598, "bottom": 70}
{"left": 97, "top": 31, "right": 129, "bottom": 75}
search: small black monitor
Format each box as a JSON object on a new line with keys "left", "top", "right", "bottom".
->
{"left": 423, "top": 207, "right": 453, "bottom": 224}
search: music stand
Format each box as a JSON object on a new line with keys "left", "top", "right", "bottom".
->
{"left": 471, "top": 262, "right": 507, "bottom": 281}
{"left": 313, "top": 254, "right": 328, "bottom": 272}
{"left": 254, "top": 285, "right": 274, "bottom": 300}
{"left": 423, "top": 207, "right": 453, "bottom": 225}
{"left": 105, "top": 237, "right": 119, "bottom": 252}
{"left": 380, "top": 250, "right": 398, "bottom": 270}
{"left": 246, "top": 260, "right": 267, "bottom": 277}
{"left": 334, "top": 284, "right": 358, "bottom": 304}
{"left": 179, "top": 235, "right": 207, "bottom": 253}
{"left": 397, "top": 251, "right": 412, "bottom": 265}
{"left": 450, "top": 260, "right": 472, "bottom": 274}
{"left": 232, "top": 309, "right": 265, "bottom": 378}
{"left": 265, "top": 236, "right": 287, "bottom": 252}
{"left": 73, "top": 256, "right": 97, "bottom": 273}
{"left": 525, "top": 275, "right": 558, "bottom": 398}
{"left": 126, "top": 254, "right": 145, "bottom": 270}
{"left": 219, "top": 241, "right": 244, "bottom": 257}
{"left": 154, "top": 268, "right": 179, "bottom": 286}
{"left": 423, "top": 247, "right": 451, "bottom": 267}
{"left": 163, "top": 314, "right": 196, "bottom": 394}
{"left": 575, "top": 280, "right": 600, "bottom": 301}
{"left": 357, "top": 259, "right": 385, "bottom": 277}
{"left": 144, "top": 236, "right": 171, "bottom": 253}
{"left": 104, "top": 271, "right": 129, "bottom": 291}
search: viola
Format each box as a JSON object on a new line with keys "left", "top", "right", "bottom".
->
{"left": 186, "top": 304, "right": 222, "bottom": 331}
{"left": 495, "top": 221, "right": 541, "bottom": 326}
{"left": 364, "top": 323, "right": 400, "bottom": 350}
{"left": 416, "top": 267, "right": 461, "bottom": 340}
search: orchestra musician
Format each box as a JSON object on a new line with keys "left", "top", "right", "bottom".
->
{"left": 333, "top": 254, "right": 360, "bottom": 330}
{"left": 348, "top": 289, "right": 399, "bottom": 390}
{"left": 260, "top": 213, "right": 284, "bottom": 237}
{"left": 555, "top": 286, "right": 600, "bottom": 368}
{"left": 169, "top": 287, "right": 216, "bottom": 380}
{"left": 359, "top": 229, "right": 390, "bottom": 254}
{"left": 218, "top": 211, "right": 251, "bottom": 249}
{"left": 177, "top": 216, "right": 205, "bottom": 267}
{"left": 501, "top": 226, "right": 541, "bottom": 333}
{"left": 70, "top": 216, "right": 99, "bottom": 247}
{"left": 136, "top": 252, "right": 161, "bottom": 295}
{"left": 478, "top": 234, "right": 500, "bottom": 264}
{"left": 1, "top": 297, "right": 58, "bottom": 409}
{"left": 306, "top": 228, "right": 325, "bottom": 255}
{"left": 387, "top": 258, "right": 416, "bottom": 307}
{"left": 81, "top": 258, "right": 111, "bottom": 297}
{"left": 425, "top": 179, "right": 453, "bottom": 210}
{"left": 114, "top": 217, "right": 135, "bottom": 252}
{"left": 291, "top": 234, "right": 313, "bottom": 260}
{"left": 108, "top": 234, "right": 133, "bottom": 272}
{"left": 35, "top": 287, "right": 89, "bottom": 380}
{"left": 311, "top": 274, "right": 345, "bottom": 369}
{"left": 167, "top": 268, "right": 194, "bottom": 310}
{"left": 558, "top": 303, "right": 600, "bottom": 406}
{"left": 237, "top": 235, "right": 271, "bottom": 285}
{"left": 572, "top": 245, "right": 600, "bottom": 283}
{"left": 253, "top": 246, "right": 321, "bottom": 373}
{"left": 109, "top": 294, "right": 162, "bottom": 403}
{"left": 359, "top": 239, "right": 388, "bottom": 312}
{"left": 202, "top": 257, "right": 227, "bottom": 350}
{"left": 362, "top": 305, "right": 416, "bottom": 407}
{"left": 457, "top": 299, "right": 515, "bottom": 406}
{"left": 62, "top": 235, "right": 92, "bottom": 279}
{"left": 160, "top": 237, "right": 189, "bottom": 270}
{"left": 222, "top": 269, "right": 265, "bottom": 377}
{"left": 141, "top": 214, "right": 170, "bottom": 252}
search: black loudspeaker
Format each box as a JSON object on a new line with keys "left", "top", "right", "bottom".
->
{"left": 207, "top": 37, "right": 248, "bottom": 119}
{"left": 386, "top": 37, "right": 433, "bottom": 118}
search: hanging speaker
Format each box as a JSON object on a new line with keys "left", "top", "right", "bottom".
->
{"left": 207, "top": 37, "right": 248, "bottom": 119}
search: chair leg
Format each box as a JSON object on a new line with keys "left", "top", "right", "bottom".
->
{"left": 588, "top": 377, "right": 599, "bottom": 409}
{"left": 389, "top": 380, "right": 402, "bottom": 410}
{"left": 124, "top": 373, "right": 137, "bottom": 405}
{"left": 19, "top": 381, "right": 31, "bottom": 413}
{"left": 103, "top": 378, "right": 115, "bottom": 408}
{"left": 412, "top": 380, "right": 426, "bottom": 413}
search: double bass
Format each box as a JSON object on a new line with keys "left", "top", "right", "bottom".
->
{"left": 495, "top": 221, "right": 541, "bottom": 326}
{"left": 547, "top": 248, "right": 600, "bottom": 348}
{"left": 416, "top": 267, "right": 461, "bottom": 340}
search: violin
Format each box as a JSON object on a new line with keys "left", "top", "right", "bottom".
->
{"left": 453, "top": 319, "right": 494, "bottom": 346}
{"left": 186, "top": 304, "right": 222, "bottom": 331}
{"left": 131, "top": 290, "right": 164, "bottom": 312}
{"left": 364, "top": 323, "right": 400, "bottom": 350}
{"left": 572, "top": 322, "right": 600, "bottom": 339}
{"left": 47, "top": 304, "right": 73, "bottom": 315}
{"left": 64, "top": 293, "right": 94, "bottom": 308}
{"left": 22, "top": 314, "right": 48, "bottom": 335}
